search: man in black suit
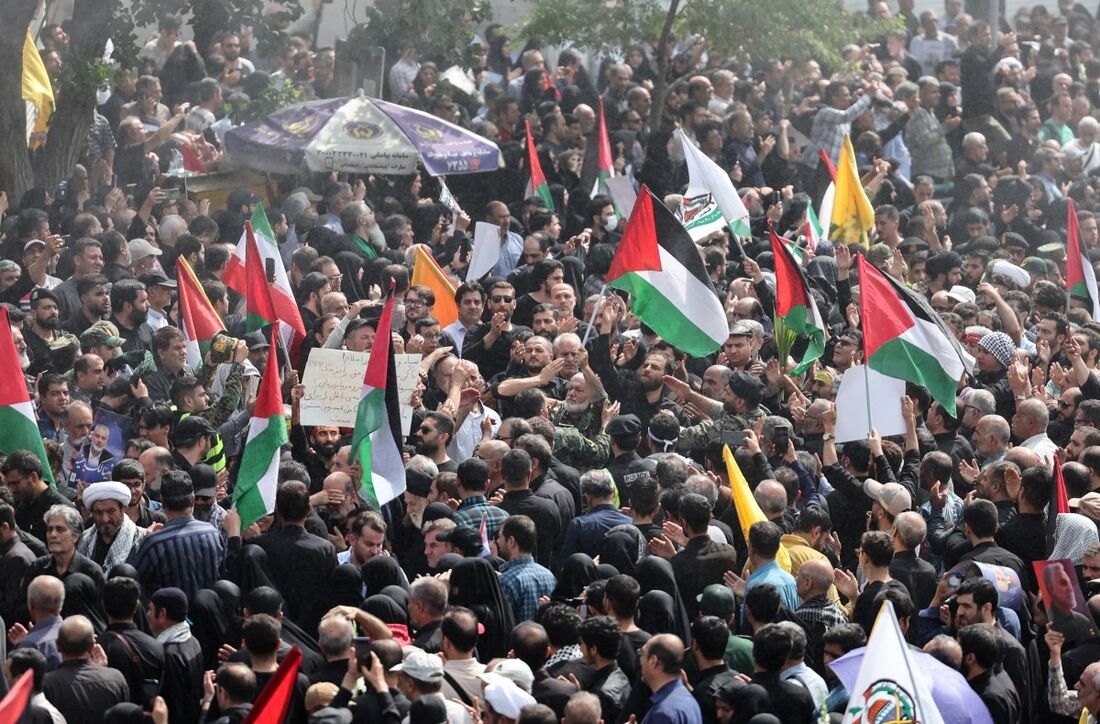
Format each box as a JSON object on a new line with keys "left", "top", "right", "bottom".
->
{"left": 959, "top": 623, "right": 1020, "bottom": 724}
{"left": 100, "top": 577, "right": 165, "bottom": 708}
{"left": 889, "top": 511, "right": 938, "bottom": 611}
{"left": 498, "top": 448, "right": 562, "bottom": 569}
{"left": 511, "top": 622, "right": 578, "bottom": 718}
{"left": 242, "top": 481, "right": 336, "bottom": 634}
{"left": 651, "top": 494, "right": 738, "bottom": 616}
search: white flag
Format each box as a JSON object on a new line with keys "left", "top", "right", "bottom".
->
{"left": 842, "top": 601, "right": 945, "bottom": 724}
{"left": 676, "top": 129, "right": 751, "bottom": 241}
{"left": 439, "top": 177, "right": 464, "bottom": 216}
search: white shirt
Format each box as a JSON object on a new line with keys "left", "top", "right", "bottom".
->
{"left": 447, "top": 403, "right": 500, "bottom": 462}
{"left": 1020, "top": 433, "right": 1058, "bottom": 463}
{"left": 443, "top": 319, "right": 472, "bottom": 357}
{"left": 145, "top": 307, "right": 168, "bottom": 332}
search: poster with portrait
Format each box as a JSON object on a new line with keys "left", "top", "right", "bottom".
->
{"left": 69, "top": 409, "right": 129, "bottom": 486}
{"left": 1035, "top": 559, "right": 1097, "bottom": 644}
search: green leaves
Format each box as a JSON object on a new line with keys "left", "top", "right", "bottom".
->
{"left": 352, "top": 0, "right": 489, "bottom": 72}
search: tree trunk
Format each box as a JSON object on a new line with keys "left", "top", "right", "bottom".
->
{"left": 34, "top": 0, "right": 112, "bottom": 191}
{"left": 0, "top": 0, "right": 38, "bottom": 200}
{"left": 647, "top": 0, "right": 680, "bottom": 132}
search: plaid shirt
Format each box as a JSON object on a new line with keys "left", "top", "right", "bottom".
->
{"left": 906, "top": 106, "right": 954, "bottom": 180}
{"left": 499, "top": 555, "right": 557, "bottom": 622}
{"left": 453, "top": 496, "right": 509, "bottom": 541}
{"left": 800, "top": 92, "right": 875, "bottom": 169}
{"left": 85, "top": 111, "right": 117, "bottom": 162}
{"left": 796, "top": 595, "right": 849, "bottom": 630}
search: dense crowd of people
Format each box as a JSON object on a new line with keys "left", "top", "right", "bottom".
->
{"left": 12, "top": 0, "right": 1100, "bottom": 723}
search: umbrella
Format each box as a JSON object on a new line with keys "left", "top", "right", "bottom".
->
{"left": 224, "top": 93, "right": 502, "bottom": 176}
{"left": 828, "top": 644, "right": 994, "bottom": 724}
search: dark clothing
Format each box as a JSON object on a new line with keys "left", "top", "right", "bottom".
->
{"left": 691, "top": 664, "right": 739, "bottom": 724}
{"left": 101, "top": 622, "right": 165, "bottom": 706}
{"left": 252, "top": 669, "right": 309, "bottom": 724}
{"left": 16, "top": 487, "right": 74, "bottom": 543}
{"left": 889, "top": 551, "right": 938, "bottom": 612}
{"left": 671, "top": 537, "right": 738, "bottom": 617}
{"left": 853, "top": 580, "right": 910, "bottom": 636}
{"left": 607, "top": 451, "right": 643, "bottom": 498}
{"left": 560, "top": 504, "right": 632, "bottom": 560}
{"left": 0, "top": 536, "right": 36, "bottom": 624}
{"left": 530, "top": 474, "right": 576, "bottom": 542}
{"left": 309, "top": 658, "right": 351, "bottom": 686}
{"left": 960, "top": 44, "right": 999, "bottom": 120}
{"left": 499, "top": 489, "right": 562, "bottom": 569}
{"left": 749, "top": 670, "right": 816, "bottom": 724}
{"left": 958, "top": 540, "right": 1027, "bottom": 583}
{"left": 588, "top": 334, "right": 682, "bottom": 432}
{"left": 133, "top": 516, "right": 226, "bottom": 601}
{"left": 413, "top": 619, "right": 443, "bottom": 653}
{"left": 590, "top": 663, "right": 631, "bottom": 724}
{"left": 161, "top": 634, "right": 204, "bottom": 724}
{"left": 995, "top": 512, "right": 1047, "bottom": 588}
{"left": 463, "top": 322, "right": 532, "bottom": 381}
{"left": 43, "top": 660, "right": 130, "bottom": 724}
{"left": 24, "top": 552, "right": 107, "bottom": 595}
{"left": 245, "top": 525, "right": 336, "bottom": 631}
{"left": 969, "top": 669, "right": 1020, "bottom": 724}
{"left": 532, "top": 669, "right": 578, "bottom": 719}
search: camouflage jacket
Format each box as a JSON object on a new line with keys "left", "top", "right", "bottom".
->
{"left": 676, "top": 405, "right": 768, "bottom": 454}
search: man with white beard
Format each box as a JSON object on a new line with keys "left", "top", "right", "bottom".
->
{"left": 551, "top": 370, "right": 612, "bottom": 471}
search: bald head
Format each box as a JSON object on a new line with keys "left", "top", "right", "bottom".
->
{"left": 798, "top": 558, "right": 834, "bottom": 595}
{"left": 27, "top": 575, "right": 64, "bottom": 616}
{"left": 564, "top": 692, "right": 602, "bottom": 724}
{"left": 1005, "top": 446, "right": 1040, "bottom": 471}
{"left": 642, "top": 634, "right": 685, "bottom": 678}
{"left": 893, "top": 511, "right": 926, "bottom": 550}
{"left": 58, "top": 615, "right": 96, "bottom": 659}
{"left": 1012, "top": 398, "right": 1049, "bottom": 439}
{"left": 924, "top": 634, "right": 962, "bottom": 669}
{"left": 754, "top": 480, "right": 787, "bottom": 518}
{"left": 477, "top": 439, "right": 510, "bottom": 464}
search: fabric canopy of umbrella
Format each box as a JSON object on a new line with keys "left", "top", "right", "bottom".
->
{"left": 224, "top": 94, "right": 502, "bottom": 176}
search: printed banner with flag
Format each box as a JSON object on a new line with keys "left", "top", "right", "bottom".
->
{"left": 0, "top": 669, "right": 33, "bottom": 724}
{"left": 23, "top": 31, "right": 53, "bottom": 145}
{"left": 438, "top": 177, "right": 464, "bottom": 217}
{"left": 676, "top": 128, "right": 752, "bottom": 242}
{"left": 224, "top": 203, "right": 306, "bottom": 353}
{"left": 411, "top": 246, "right": 458, "bottom": 327}
{"left": 243, "top": 645, "right": 302, "bottom": 724}
{"left": 830, "top": 135, "right": 874, "bottom": 247}
{"left": 176, "top": 257, "right": 226, "bottom": 370}
{"left": 770, "top": 227, "right": 826, "bottom": 375}
{"left": 723, "top": 445, "right": 790, "bottom": 571}
{"left": 1067, "top": 199, "right": 1100, "bottom": 319}
{"left": 0, "top": 310, "right": 53, "bottom": 485}
{"left": 243, "top": 222, "right": 279, "bottom": 333}
{"left": 232, "top": 326, "right": 287, "bottom": 529}
{"left": 840, "top": 601, "right": 945, "bottom": 724}
{"left": 350, "top": 290, "right": 406, "bottom": 509}
{"left": 524, "top": 120, "right": 554, "bottom": 209}
{"left": 1048, "top": 457, "right": 1072, "bottom": 555}
{"left": 605, "top": 185, "right": 727, "bottom": 357}
{"left": 579, "top": 98, "right": 615, "bottom": 203}
{"left": 858, "top": 254, "right": 974, "bottom": 416}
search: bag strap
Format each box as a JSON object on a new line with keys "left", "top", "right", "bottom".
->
{"left": 442, "top": 670, "right": 473, "bottom": 707}
{"left": 107, "top": 630, "right": 147, "bottom": 679}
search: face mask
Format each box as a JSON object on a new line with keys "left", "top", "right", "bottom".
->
{"left": 604, "top": 215, "right": 619, "bottom": 232}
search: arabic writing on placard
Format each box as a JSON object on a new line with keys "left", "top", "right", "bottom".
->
{"left": 300, "top": 349, "right": 420, "bottom": 430}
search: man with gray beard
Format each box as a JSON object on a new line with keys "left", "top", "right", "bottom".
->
{"left": 551, "top": 371, "right": 613, "bottom": 471}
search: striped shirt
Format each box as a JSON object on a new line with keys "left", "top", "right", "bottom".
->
{"left": 799, "top": 92, "right": 875, "bottom": 169}
{"left": 133, "top": 516, "right": 225, "bottom": 601}
{"left": 498, "top": 555, "right": 557, "bottom": 622}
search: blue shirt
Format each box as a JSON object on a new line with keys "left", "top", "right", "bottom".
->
{"left": 746, "top": 561, "right": 799, "bottom": 612}
{"left": 493, "top": 230, "right": 524, "bottom": 277}
{"left": 134, "top": 516, "right": 225, "bottom": 601}
{"left": 642, "top": 679, "right": 702, "bottom": 724}
{"left": 560, "top": 504, "right": 632, "bottom": 560}
{"left": 17, "top": 615, "right": 62, "bottom": 670}
{"left": 498, "top": 555, "right": 557, "bottom": 622}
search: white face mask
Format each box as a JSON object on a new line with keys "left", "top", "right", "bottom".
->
{"left": 604, "top": 215, "right": 619, "bottom": 232}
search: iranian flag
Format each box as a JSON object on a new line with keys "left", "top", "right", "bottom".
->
{"left": 1067, "top": 198, "right": 1100, "bottom": 319}
{"left": 350, "top": 290, "right": 406, "bottom": 508}
{"left": 605, "top": 185, "right": 727, "bottom": 356}
{"left": 242, "top": 222, "right": 279, "bottom": 333}
{"left": 579, "top": 98, "right": 615, "bottom": 202}
{"left": 232, "top": 326, "right": 286, "bottom": 528}
{"left": 675, "top": 129, "right": 751, "bottom": 242}
{"left": 524, "top": 120, "right": 554, "bottom": 209}
{"left": 224, "top": 204, "right": 305, "bottom": 353}
{"left": 857, "top": 254, "right": 974, "bottom": 416}
{"left": 0, "top": 310, "right": 53, "bottom": 484}
{"left": 770, "top": 227, "right": 826, "bottom": 375}
{"left": 176, "top": 257, "right": 225, "bottom": 369}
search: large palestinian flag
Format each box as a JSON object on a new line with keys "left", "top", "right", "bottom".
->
{"left": 0, "top": 310, "right": 53, "bottom": 484}
{"left": 232, "top": 326, "right": 286, "bottom": 529}
{"left": 350, "top": 291, "right": 406, "bottom": 509}
{"left": 605, "top": 185, "right": 727, "bottom": 356}
{"left": 176, "top": 257, "right": 225, "bottom": 370}
{"left": 1067, "top": 198, "right": 1100, "bottom": 319}
{"left": 857, "top": 254, "right": 974, "bottom": 416}
{"left": 770, "top": 227, "right": 826, "bottom": 375}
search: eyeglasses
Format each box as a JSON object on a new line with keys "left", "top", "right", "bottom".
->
{"left": 492, "top": 295, "right": 514, "bottom": 303}
{"left": 327, "top": 273, "right": 343, "bottom": 282}
{"left": 405, "top": 299, "right": 425, "bottom": 308}
{"left": 421, "top": 332, "right": 441, "bottom": 340}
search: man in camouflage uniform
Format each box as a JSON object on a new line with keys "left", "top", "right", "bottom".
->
{"left": 551, "top": 376, "right": 611, "bottom": 471}
{"left": 670, "top": 371, "right": 768, "bottom": 456}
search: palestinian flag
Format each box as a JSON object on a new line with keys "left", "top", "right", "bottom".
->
{"left": 350, "top": 290, "right": 406, "bottom": 509}
{"left": 676, "top": 129, "right": 752, "bottom": 243}
{"left": 1048, "top": 457, "right": 1071, "bottom": 555}
{"left": 524, "top": 120, "right": 554, "bottom": 209}
{"left": 814, "top": 147, "right": 837, "bottom": 227}
{"left": 176, "top": 257, "right": 225, "bottom": 370}
{"left": 857, "top": 254, "right": 974, "bottom": 416}
{"left": 770, "top": 227, "right": 826, "bottom": 375}
{"left": 579, "top": 98, "right": 615, "bottom": 203}
{"left": 243, "top": 646, "right": 302, "bottom": 724}
{"left": 804, "top": 205, "right": 824, "bottom": 254}
{"left": 242, "top": 222, "right": 279, "bottom": 333}
{"left": 0, "top": 310, "right": 53, "bottom": 485}
{"left": 1067, "top": 199, "right": 1100, "bottom": 319}
{"left": 0, "top": 670, "right": 33, "bottom": 723}
{"left": 232, "top": 326, "right": 287, "bottom": 529}
{"left": 606, "top": 185, "right": 727, "bottom": 356}
{"left": 224, "top": 203, "right": 306, "bottom": 354}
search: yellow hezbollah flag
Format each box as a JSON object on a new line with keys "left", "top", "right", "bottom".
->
{"left": 23, "top": 30, "right": 54, "bottom": 142}
{"left": 411, "top": 245, "right": 458, "bottom": 327}
{"left": 723, "top": 444, "right": 791, "bottom": 571}
{"left": 829, "top": 135, "right": 873, "bottom": 248}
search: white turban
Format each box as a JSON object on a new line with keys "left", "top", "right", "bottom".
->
{"left": 83, "top": 481, "right": 132, "bottom": 508}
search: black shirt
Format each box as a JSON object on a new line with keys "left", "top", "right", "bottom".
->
{"left": 16, "top": 488, "right": 74, "bottom": 545}
{"left": 101, "top": 622, "right": 166, "bottom": 706}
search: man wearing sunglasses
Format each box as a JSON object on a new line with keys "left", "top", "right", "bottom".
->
{"left": 463, "top": 281, "right": 531, "bottom": 381}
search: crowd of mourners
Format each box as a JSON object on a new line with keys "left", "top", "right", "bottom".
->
{"left": 16, "top": 0, "right": 1100, "bottom": 722}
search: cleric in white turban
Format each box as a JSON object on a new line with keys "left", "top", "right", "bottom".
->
{"left": 81, "top": 481, "right": 132, "bottom": 509}
{"left": 78, "top": 481, "right": 147, "bottom": 573}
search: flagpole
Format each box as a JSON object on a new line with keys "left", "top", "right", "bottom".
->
{"left": 863, "top": 363, "right": 873, "bottom": 435}
{"left": 581, "top": 284, "right": 608, "bottom": 347}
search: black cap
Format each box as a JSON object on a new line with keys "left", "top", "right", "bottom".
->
{"left": 728, "top": 371, "right": 765, "bottom": 407}
{"left": 409, "top": 696, "right": 448, "bottom": 724}
{"left": 405, "top": 468, "right": 434, "bottom": 498}
{"left": 138, "top": 270, "right": 177, "bottom": 289}
{"left": 173, "top": 416, "right": 217, "bottom": 446}
{"left": 423, "top": 502, "right": 454, "bottom": 524}
{"left": 189, "top": 464, "right": 217, "bottom": 498}
{"left": 606, "top": 414, "right": 642, "bottom": 437}
{"left": 1002, "top": 232, "right": 1029, "bottom": 250}
{"left": 28, "top": 288, "right": 58, "bottom": 307}
{"left": 437, "top": 525, "right": 484, "bottom": 556}
{"left": 149, "top": 587, "right": 188, "bottom": 621}
{"left": 243, "top": 331, "right": 271, "bottom": 351}
{"left": 227, "top": 188, "right": 261, "bottom": 210}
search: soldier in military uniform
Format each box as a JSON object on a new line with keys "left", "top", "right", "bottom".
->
{"left": 666, "top": 371, "right": 768, "bottom": 456}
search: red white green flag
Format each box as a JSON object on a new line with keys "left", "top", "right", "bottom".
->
{"left": 242, "top": 221, "right": 279, "bottom": 334}
{"left": 770, "top": 227, "right": 826, "bottom": 375}
{"left": 0, "top": 311, "right": 53, "bottom": 484}
{"left": 242, "top": 646, "right": 302, "bottom": 724}
{"left": 232, "top": 325, "right": 286, "bottom": 529}
{"left": 524, "top": 120, "right": 554, "bottom": 209}
{"left": 1067, "top": 198, "right": 1100, "bottom": 319}
{"left": 579, "top": 98, "right": 615, "bottom": 203}
{"left": 857, "top": 254, "right": 974, "bottom": 416}
{"left": 176, "top": 257, "right": 225, "bottom": 369}
{"left": 350, "top": 291, "right": 406, "bottom": 508}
